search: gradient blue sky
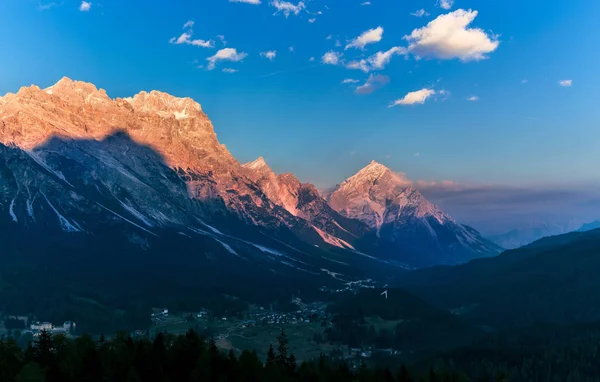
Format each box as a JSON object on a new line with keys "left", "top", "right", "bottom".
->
{"left": 1, "top": 0, "right": 599, "bottom": 232}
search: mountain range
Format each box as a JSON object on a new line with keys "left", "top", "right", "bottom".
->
{"left": 0, "top": 78, "right": 501, "bottom": 331}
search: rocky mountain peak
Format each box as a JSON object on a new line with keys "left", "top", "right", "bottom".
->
{"left": 243, "top": 156, "right": 271, "bottom": 172}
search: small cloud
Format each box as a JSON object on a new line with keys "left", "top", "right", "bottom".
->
{"left": 308, "top": 18, "right": 316, "bottom": 23}
{"left": 438, "top": 0, "right": 454, "bottom": 10}
{"left": 405, "top": 9, "right": 500, "bottom": 61}
{"left": 183, "top": 20, "right": 195, "bottom": 29}
{"left": 361, "top": 1, "right": 371, "bottom": 5}
{"left": 38, "top": 2, "right": 61, "bottom": 10}
{"left": 355, "top": 74, "right": 390, "bottom": 95}
{"left": 207, "top": 48, "right": 248, "bottom": 70}
{"left": 270, "top": 1, "right": 306, "bottom": 17}
{"left": 346, "top": 26, "right": 384, "bottom": 50}
{"left": 522, "top": 79, "right": 528, "bottom": 84}
{"left": 289, "top": 46, "right": 295, "bottom": 53}
{"left": 170, "top": 32, "right": 214, "bottom": 48}
{"left": 558, "top": 79, "right": 572, "bottom": 87}
{"left": 414, "top": 152, "right": 421, "bottom": 156}
{"left": 230, "top": 0, "right": 261, "bottom": 3}
{"left": 79, "top": 1, "right": 91, "bottom": 11}
{"left": 260, "top": 50, "right": 277, "bottom": 61}
{"left": 217, "top": 35, "right": 227, "bottom": 45}
{"left": 389, "top": 88, "right": 437, "bottom": 106}
{"left": 309, "top": 57, "right": 315, "bottom": 62}
{"left": 321, "top": 51, "right": 342, "bottom": 65}
{"left": 326, "top": 35, "right": 333, "bottom": 40}
{"left": 345, "top": 46, "right": 407, "bottom": 72}
{"left": 466, "top": 95, "right": 479, "bottom": 101}
{"left": 342, "top": 78, "right": 359, "bottom": 84}
{"left": 222, "top": 68, "right": 239, "bottom": 73}
{"left": 410, "top": 9, "right": 429, "bottom": 17}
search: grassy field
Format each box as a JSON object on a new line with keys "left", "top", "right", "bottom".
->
{"left": 227, "top": 322, "right": 336, "bottom": 362}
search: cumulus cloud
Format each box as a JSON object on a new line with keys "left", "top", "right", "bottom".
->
{"left": 389, "top": 88, "right": 436, "bottom": 106}
{"left": 345, "top": 46, "right": 407, "bottom": 72}
{"left": 222, "top": 68, "right": 239, "bottom": 73}
{"left": 466, "top": 95, "right": 479, "bottom": 101}
{"left": 170, "top": 32, "right": 214, "bottom": 48}
{"left": 438, "top": 0, "right": 454, "bottom": 10}
{"left": 270, "top": 1, "right": 306, "bottom": 17}
{"left": 355, "top": 74, "right": 390, "bottom": 95}
{"left": 411, "top": 9, "right": 429, "bottom": 17}
{"left": 342, "top": 78, "right": 359, "bottom": 84}
{"left": 230, "top": 0, "right": 261, "bottom": 3}
{"left": 207, "top": 48, "right": 248, "bottom": 70}
{"left": 404, "top": 9, "right": 500, "bottom": 61}
{"left": 559, "top": 79, "right": 572, "bottom": 87}
{"left": 321, "top": 51, "right": 342, "bottom": 65}
{"left": 79, "top": 1, "right": 91, "bottom": 11}
{"left": 346, "top": 26, "right": 384, "bottom": 50}
{"left": 260, "top": 50, "right": 277, "bottom": 60}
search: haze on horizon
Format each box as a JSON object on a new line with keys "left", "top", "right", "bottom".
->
{"left": 1, "top": 0, "right": 599, "bottom": 233}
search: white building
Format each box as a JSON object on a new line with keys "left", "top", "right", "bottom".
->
{"left": 30, "top": 322, "right": 53, "bottom": 331}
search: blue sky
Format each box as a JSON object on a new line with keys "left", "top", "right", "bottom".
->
{"left": 1, "top": 0, "right": 599, "bottom": 231}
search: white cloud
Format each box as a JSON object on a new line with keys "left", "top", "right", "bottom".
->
{"left": 260, "top": 50, "right": 277, "bottom": 60}
{"left": 559, "top": 79, "right": 572, "bottom": 87}
{"left": 346, "top": 26, "right": 384, "bottom": 50}
{"left": 321, "top": 51, "right": 342, "bottom": 65}
{"left": 361, "top": 1, "right": 371, "bottom": 5}
{"left": 38, "top": 2, "right": 60, "bottom": 10}
{"left": 389, "top": 88, "right": 437, "bottom": 106}
{"left": 438, "top": 0, "right": 454, "bottom": 10}
{"left": 404, "top": 9, "right": 500, "bottom": 61}
{"left": 183, "top": 20, "right": 195, "bottom": 29}
{"left": 342, "top": 79, "right": 359, "bottom": 84}
{"left": 207, "top": 48, "right": 248, "bottom": 70}
{"left": 522, "top": 79, "right": 528, "bottom": 84}
{"left": 222, "top": 68, "right": 239, "bottom": 73}
{"left": 217, "top": 35, "right": 227, "bottom": 45}
{"left": 170, "top": 32, "right": 214, "bottom": 48}
{"left": 355, "top": 74, "right": 390, "bottom": 95}
{"left": 308, "top": 18, "right": 316, "bottom": 23}
{"left": 309, "top": 57, "right": 315, "bottom": 62}
{"left": 270, "top": 1, "right": 306, "bottom": 17}
{"left": 411, "top": 9, "right": 429, "bottom": 17}
{"left": 326, "top": 35, "right": 333, "bottom": 40}
{"left": 79, "top": 1, "right": 91, "bottom": 11}
{"left": 345, "top": 46, "right": 407, "bottom": 72}
{"left": 466, "top": 95, "right": 479, "bottom": 101}
{"left": 230, "top": 0, "right": 261, "bottom": 3}
{"left": 289, "top": 46, "right": 295, "bottom": 52}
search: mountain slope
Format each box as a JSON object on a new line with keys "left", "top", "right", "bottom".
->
{"left": 327, "top": 161, "right": 501, "bottom": 266}
{"left": 397, "top": 228, "right": 600, "bottom": 329}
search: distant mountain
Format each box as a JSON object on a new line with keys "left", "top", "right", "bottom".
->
{"left": 488, "top": 221, "right": 583, "bottom": 249}
{"left": 327, "top": 161, "right": 502, "bottom": 266}
{"left": 577, "top": 220, "right": 600, "bottom": 232}
{"left": 397, "top": 228, "right": 600, "bottom": 329}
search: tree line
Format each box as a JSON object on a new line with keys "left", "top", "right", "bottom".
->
{"left": 0, "top": 328, "right": 466, "bottom": 382}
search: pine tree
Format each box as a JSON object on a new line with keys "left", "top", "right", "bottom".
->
{"left": 287, "top": 353, "right": 297, "bottom": 373}
{"left": 34, "top": 329, "right": 54, "bottom": 368}
{"left": 266, "top": 344, "right": 276, "bottom": 365}
{"left": 276, "top": 329, "right": 289, "bottom": 365}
